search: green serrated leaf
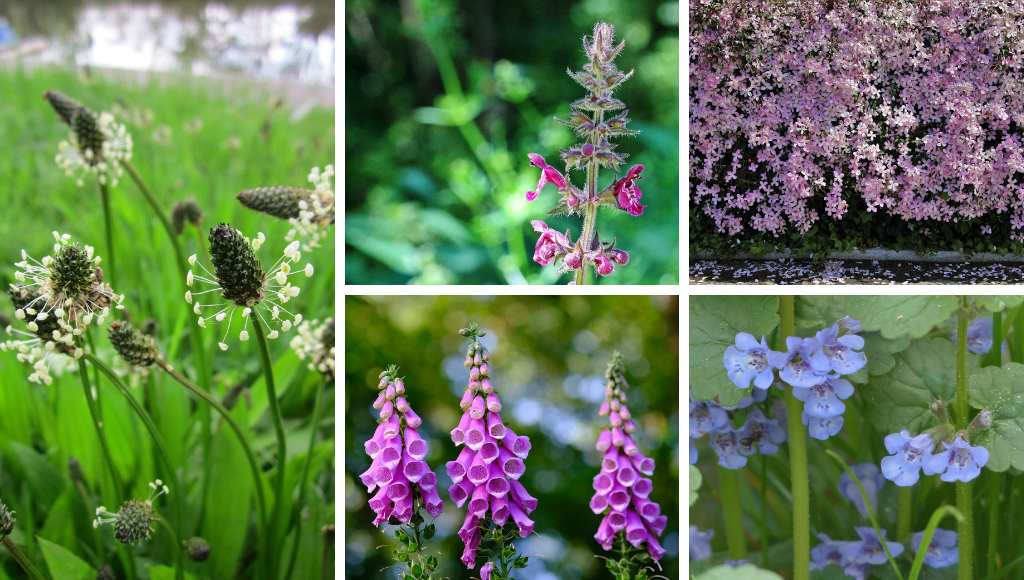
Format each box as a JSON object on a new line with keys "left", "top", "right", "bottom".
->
{"left": 690, "top": 296, "right": 780, "bottom": 406}
{"left": 972, "top": 296, "right": 1024, "bottom": 313}
{"left": 861, "top": 338, "right": 973, "bottom": 433}
{"left": 696, "top": 564, "right": 784, "bottom": 580}
{"left": 801, "top": 296, "right": 958, "bottom": 340}
{"left": 968, "top": 363, "right": 1024, "bottom": 472}
{"left": 690, "top": 465, "right": 702, "bottom": 507}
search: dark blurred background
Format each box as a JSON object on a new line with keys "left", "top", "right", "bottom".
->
{"left": 346, "top": 0, "right": 679, "bottom": 284}
{"left": 345, "top": 295, "right": 680, "bottom": 578}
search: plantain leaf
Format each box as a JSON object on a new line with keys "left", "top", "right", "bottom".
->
{"left": 37, "top": 536, "right": 93, "bottom": 580}
{"left": 201, "top": 397, "right": 254, "bottom": 578}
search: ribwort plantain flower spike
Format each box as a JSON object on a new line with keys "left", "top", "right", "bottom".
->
{"left": 524, "top": 22, "right": 643, "bottom": 284}
{"left": 185, "top": 224, "right": 313, "bottom": 351}
{"left": 93, "top": 479, "right": 169, "bottom": 545}
{"left": 46, "top": 92, "right": 132, "bottom": 187}
{"left": 592, "top": 353, "right": 667, "bottom": 568}
{"left": 360, "top": 366, "right": 444, "bottom": 526}
{"left": 0, "top": 500, "right": 14, "bottom": 539}
{"left": 448, "top": 325, "right": 537, "bottom": 573}
{"left": 171, "top": 199, "right": 204, "bottom": 235}
{"left": 290, "top": 318, "right": 335, "bottom": 380}
{"left": 237, "top": 165, "right": 335, "bottom": 251}
{"left": 183, "top": 537, "right": 211, "bottom": 562}
{"left": 108, "top": 320, "right": 159, "bottom": 368}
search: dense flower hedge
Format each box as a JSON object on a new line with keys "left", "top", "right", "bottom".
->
{"left": 690, "top": 0, "right": 1024, "bottom": 247}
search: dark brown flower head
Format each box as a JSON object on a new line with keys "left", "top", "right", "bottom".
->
{"left": 72, "top": 107, "right": 105, "bottom": 165}
{"left": 108, "top": 320, "right": 160, "bottom": 367}
{"left": 0, "top": 500, "right": 14, "bottom": 538}
{"left": 44, "top": 90, "right": 83, "bottom": 126}
{"left": 172, "top": 199, "right": 204, "bottom": 235}
{"left": 237, "top": 186, "right": 316, "bottom": 221}
{"left": 208, "top": 224, "right": 265, "bottom": 307}
{"left": 184, "top": 537, "right": 211, "bottom": 561}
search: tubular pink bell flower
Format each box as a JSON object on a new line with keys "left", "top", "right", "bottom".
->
{"left": 448, "top": 326, "right": 538, "bottom": 571}
{"left": 613, "top": 164, "right": 647, "bottom": 216}
{"left": 526, "top": 153, "right": 568, "bottom": 201}
{"left": 361, "top": 367, "right": 444, "bottom": 527}
{"left": 591, "top": 354, "right": 667, "bottom": 561}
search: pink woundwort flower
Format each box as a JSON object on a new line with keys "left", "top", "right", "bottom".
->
{"left": 614, "top": 164, "right": 647, "bottom": 217}
{"left": 361, "top": 366, "right": 444, "bottom": 527}
{"left": 447, "top": 325, "right": 538, "bottom": 571}
{"left": 591, "top": 354, "right": 667, "bottom": 561}
{"left": 521, "top": 22, "right": 646, "bottom": 284}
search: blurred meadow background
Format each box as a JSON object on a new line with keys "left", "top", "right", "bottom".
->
{"left": 0, "top": 2, "right": 334, "bottom": 578}
{"left": 346, "top": 0, "right": 680, "bottom": 284}
{"left": 345, "top": 295, "right": 680, "bottom": 578}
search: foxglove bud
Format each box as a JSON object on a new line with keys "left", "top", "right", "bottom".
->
{"left": 171, "top": 199, "right": 204, "bottom": 235}
{"left": 184, "top": 537, "right": 211, "bottom": 561}
{"left": 44, "top": 90, "right": 83, "bottom": 126}
{"left": 237, "top": 186, "right": 316, "bottom": 220}
{"left": 0, "top": 500, "right": 14, "bottom": 538}
{"left": 208, "top": 224, "right": 265, "bottom": 306}
{"left": 108, "top": 320, "right": 160, "bottom": 367}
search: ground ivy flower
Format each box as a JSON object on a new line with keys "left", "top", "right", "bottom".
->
{"left": 793, "top": 376, "right": 854, "bottom": 440}
{"left": 689, "top": 399, "right": 728, "bottom": 438}
{"left": 911, "top": 528, "right": 958, "bottom": 568}
{"left": 447, "top": 325, "right": 537, "bottom": 572}
{"left": 810, "top": 533, "right": 850, "bottom": 571}
{"left": 45, "top": 92, "right": 132, "bottom": 187}
{"left": 838, "top": 463, "right": 884, "bottom": 518}
{"left": 815, "top": 319, "right": 867, "bottom": 375}
{"left": 737, "top": 408, "right": 786, "bottom": 456}
{"left": 777, "top": 336, "right": 830, "bottom": 388}
{"left": 923, "top": 436, "right": 989, "bottom": 483}
{"left": 360, "top": 367, "right": 443, "bottom": 526}
{"left": 93, "top": 479, "right": 169, "bottom": 545}
{"left": 591, "top": 354, "right": 667, "bottom": 562}
{"left": 723, "top": 332, "right": 781, "bottom": 390}
{"left": 185, "top": 224, "right": 313, "bottom": 351}
{"left": 881, "top": 430, "right": 935, "bottom": 486}
{"left": 290, "top": 318, "right": 335, "bottom": 380}
{"left": 689, "top": 526, "right": 713, "bottom": 561}
{"left": 839, "top": 527, "right": 904, "bottom": 568}
{"left": 709, "top": 429, "right": 747, "bottom": 469}
{"left": 954, "top": 317, "right": 994, "bottom": 355}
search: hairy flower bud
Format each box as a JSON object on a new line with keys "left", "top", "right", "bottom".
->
{"left": 44, "top": 90, "right": 83, "bottom": 126}
{"left": 237, "top": 186, "right": 315, "bottom": 220}
{"left": 183, "top": 537, "right": 211, "bottom": 561}
{"left": 0, "top": 500, "right": 14, "bottom": 538}
{"left": 171, "top": 199, "right": 204, "bottom": 235}
{"left": 108, "top": 320, "right": 159, "bottom": 367}
{"left": 208, "top": 224, "right": 265, "bottom": 307}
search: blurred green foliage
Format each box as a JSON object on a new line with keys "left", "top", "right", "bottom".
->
{"left": 345, "top": 295, "right": 680, "bottom": 578}
{"left": 346, "top": 0, "right": 680, "bottom": 284}
{"left": 0, "top": 67, "right": 334, "bottom": 578}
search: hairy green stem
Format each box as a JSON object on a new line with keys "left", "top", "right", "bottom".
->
{"left": 86, "top": 354, "right": 185, "bottom": 580}
{"left": 719, "top": 466, "right": 747, "bottom": 559}
{"left": 1, "top": 537, "right": 46, "bottom": 580}
{"left": 253, "top": 319, "right": 287, "bottom": 579}
{"left": 956, "top": 297, "right": 974, "bottom": 580}
{"left": 574, "top": 104, "right": 604, "bottom": 286}
{"left": 987, "top": 473, "right": 1001, "bottom": 576}
{"left": 898, "top": 487, "right": 912, "bottom": 541}
{"left": 283, "top": 376, "right": 328, "bottom": 579}
{"left": 779, "top": 296, "right": 809, "bottom": 580}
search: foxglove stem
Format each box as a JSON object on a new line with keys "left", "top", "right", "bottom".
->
{"left": 252, "top": 318, "right": 288, "bottom": 579}
{"left": 86, "top": 353, "right": 185, "bottom": 580}
{"left": 779, "top": 296, "right": 810, "bottom": 580}
{"left": 155, "top": 360, "right": 268, "bottom": 529}
{"left": 283, "top": 375, "right": 329, "bottom": 579}
{"left": 98, "top": 182, "right": 117, "bottom": 287}
{"left": 1, "top": 537, "right": 46, "bottom": 580}
{"left": 955, "top": 297, "right": 974, "bottom": 580}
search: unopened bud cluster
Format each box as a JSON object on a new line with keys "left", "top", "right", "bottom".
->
{"left": 108, "top": 320, "right": 160, "bottom": 367}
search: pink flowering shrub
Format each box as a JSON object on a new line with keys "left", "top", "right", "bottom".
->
{"left": 591, "top": 354, "right": 667, "bottom": 574}
{"left": 361, "top": 367, "right": 444, "bottom": 526}
{"left": 691, "top": 0, "right": 1024, "bottom": 240}
{"left": 446, "top": 325, "right": 537, "bottom": 576}
{"left": 524, "top": 22, "right": 645, "bottom": 284}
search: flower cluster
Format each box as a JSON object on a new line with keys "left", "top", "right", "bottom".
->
{"left": 881, "top": 430, "right": 989, "bottom": 486}
{"left": 590, "top": 354, "right": 667, "bottom": 561}
{"left": 46, "top": 91, "right": 133, "bottom": 187}
{"left": 689, "top": 526, "right": 713, "bottom": 561}
{"left": 360, "top": 367, "right": 444, "bottom": 526}
{"left": 691, "top": 0, "right": 1024, "bottom": 239}
{"left": 236, "top": 165, "right": 335, "bottom": 251}
{"left": 838, "top": 463, "right": 884, "bottom": 519}
{"left": 446, "top": 327, "right": 537, "bottom": 571}
{"left": 93, "top": 479, "right": 169, "bottom": 545}
{"left": 524, "top": 22, "right": 644, "bottom": 282}
{"left": 2, "top": 232, "right": 123, "bottom": 384}
{"left": 689, "top": 391, "right": 786, "bottom": 469}
{"left": 812, "top": 526, "right": 958, "bottom": 578}
{"left": 185, "top": 224, "right": 312, "bottom": 351}
{"left": 725, "top": 317, "right": 865, "bottom": 440}
{"left": 290, "top": 318, "right": 335, "bottom": 380}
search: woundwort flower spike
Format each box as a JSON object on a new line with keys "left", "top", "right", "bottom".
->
{"left": 360, "top": 366, "right": 443, "bottom": 526}
{"left": 592, "top": 353, "right": 667, "bottom": 565}
{"left": 447, "top": 326, "right": 537, "bottom": 572}
{"left": 171, "top": 199, "right": 204, "bottom": 235}
{"left": 46, "top": 91, "right": 132, "bottom": 187}
{"left": 185, "top": 224, "right": 313, "bottom": 351}
{"left": 290, "top": 318, "right": 335, "bottom": 380}
{"left": 523, "top": 22, "right": 644, "bottom": 284}
{"left": 237, "top": 165, "right": 335, "bottom": 251}
{"left": 93, "top": 479, "right": 169, "bottom": 545}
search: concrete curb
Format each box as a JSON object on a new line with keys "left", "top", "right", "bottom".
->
{"left": 691, "top": 248, "right": 1024, "bottom": 264}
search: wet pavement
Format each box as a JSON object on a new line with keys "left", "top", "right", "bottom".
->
{"left": 690, "top": 259, "right": 1024, "bottom": 284}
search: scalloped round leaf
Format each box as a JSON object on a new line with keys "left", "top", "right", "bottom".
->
{"left": 967, "top": 363, "right": 1024, "bottom": 472}
{"left": 835, "top": 297, "right": 959, "bottom": 339}
{"left": 696, "top": 564, "right": 783, "bottom": 580}
{"left": 690, "top": 465, "right": 702, "bottom": 507}
{"left": 972, "top": 296, "right": 1024, "bottom": 313}
{"left": 860, "top": 338, "right": 972, "bottom": 434}
{"left": 690, "top": 296, "right": 780, "bottom": 406}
